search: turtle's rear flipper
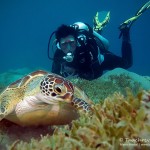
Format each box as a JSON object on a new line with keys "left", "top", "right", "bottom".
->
{"left": 119, "top": 1, "right": 150, "bottom": 38}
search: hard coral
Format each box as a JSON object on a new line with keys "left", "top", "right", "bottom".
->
{"left": 70, "top": 74, "right": 141, "bottom": 104}
{"left": 8, "top": 90, "right": 150, "bottom": 150}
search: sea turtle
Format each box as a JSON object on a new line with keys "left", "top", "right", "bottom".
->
{"left": 0, "top": 70, "right": 92, "bottom": 126}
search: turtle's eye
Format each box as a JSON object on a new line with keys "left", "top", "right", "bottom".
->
{"left": 55, "top": 87, "right": 62, "bottom": 93}
{"left": 54, "top": 84, "right": 67, "bottom": 94}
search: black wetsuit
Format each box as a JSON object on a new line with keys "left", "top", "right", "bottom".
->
{"left": 52, "top": 28, "right": 132, "bottom": 80}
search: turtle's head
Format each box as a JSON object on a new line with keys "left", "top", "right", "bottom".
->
{"left": 40, "top": 74, "right": 74, "bottom": 104}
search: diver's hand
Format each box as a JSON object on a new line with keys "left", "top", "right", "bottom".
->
{"left": 119, "top": 26, "right": 130, "bottom": 42}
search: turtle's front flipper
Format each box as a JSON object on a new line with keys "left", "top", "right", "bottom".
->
{"left": 0, "top": 90, "right": 17, "bottom": 121}
{"left": 71, "top": 98, "right": 93, "bottom": 113}
{"left": 0, "top": 107, "right": 8, "bottom": 121}
{"left": 0, "top": 114, "right": 4, "bottom": 121}
{"left": 0, "top": 99, "right": 14, "bottom": 121}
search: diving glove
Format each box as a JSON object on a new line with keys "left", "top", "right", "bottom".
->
{"left": 120, "top": 27, "right": 130, "bottom": 42}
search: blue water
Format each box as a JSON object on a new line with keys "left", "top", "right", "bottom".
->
{"left": 0, "top": 0, "right": 150, "bottom": 75}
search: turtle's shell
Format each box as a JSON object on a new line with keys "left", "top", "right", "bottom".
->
{"left": 0, "top": 70, "right": 92, "bottom": 126}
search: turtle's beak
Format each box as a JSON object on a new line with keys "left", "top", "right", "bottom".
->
{"left": 59, "top": 93, "right": 73, "bottom": 103}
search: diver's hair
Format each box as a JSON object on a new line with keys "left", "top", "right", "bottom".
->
{"left": 55, "top": 24, "right": 77, "bottom": 42}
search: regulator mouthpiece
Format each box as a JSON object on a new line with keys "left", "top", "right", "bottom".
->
{"left": 63, "top": 52, "right": 74, "bottom": 62}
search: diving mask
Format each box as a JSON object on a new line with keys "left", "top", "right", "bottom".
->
{"left": 63, "top": 52, "right": 74, "bottom": 62}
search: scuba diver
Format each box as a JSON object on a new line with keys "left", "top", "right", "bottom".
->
{"left": 48, "top": 1, "right": 150, "bottom": 80}
{"left": 50, "top": 22, "right": 132, "bottom": 80}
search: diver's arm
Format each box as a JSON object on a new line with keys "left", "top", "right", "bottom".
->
{"left": 51, "top": 50, "right": 63, "bottom": 75}
{"left": 73, "top": 22, "right": 109, "bottom": 50}
{"left": 93, "top": 31, "right": 109, "bottom": 50}
{"left": 51, "top": 61, "right": 61, "bottom": 74}
{"left": 100, "top": 27, "right": 132, "bottom": 70}
{"left": 121, "top": 27, "right": 133, "bottom": 68}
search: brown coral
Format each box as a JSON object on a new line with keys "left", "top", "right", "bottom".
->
{"left": 4, "top": 90, "right": 150, "bottom": 150}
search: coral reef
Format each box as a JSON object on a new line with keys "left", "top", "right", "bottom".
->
{"left": 2, "top": 90, "right": 149, "bottom": 150}
{"left": 0, "top": 68, "right": 150, "bottom": 150}
{"left": 69, "top": 68, "right": 150, "bottom": 103}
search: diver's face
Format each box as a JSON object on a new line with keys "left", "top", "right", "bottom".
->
{"left": 59, "top": 35, "right": 77, "bottom": 54}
